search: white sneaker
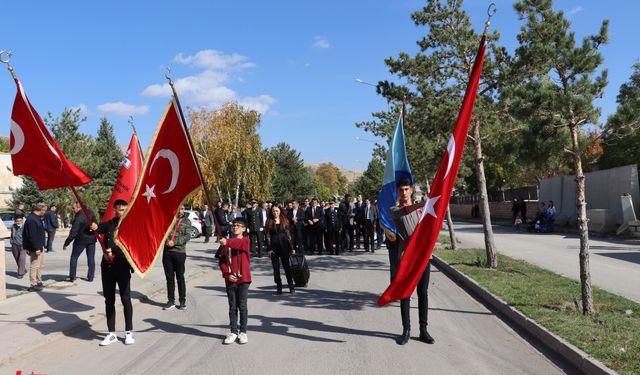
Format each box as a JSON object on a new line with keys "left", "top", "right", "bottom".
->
{"left": 238, "top": 332, "right": 248, "bottom": 344}
{"left": 100, "top": 332, "right": 118, "bottom": 346}
{"left": 223, "top": 332, "right": 238, "bottom": 345}
{"left": 124, "top": 331, "right": 135, "bottom": 345}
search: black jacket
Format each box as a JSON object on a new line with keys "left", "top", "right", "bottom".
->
{"left": 96, "top": 217, "right": 127, "bottom": 261}
{"left": 305, "top": 205, "right": 324, "bottom": 228}
{"left": 324, "top": 206, "right": 342, "bottom": 231}
{"left": 22, "top": 212, "right": 45, "bottom": 251}
{"left": 64, "top": 209, "right": 97, "bottom": 247}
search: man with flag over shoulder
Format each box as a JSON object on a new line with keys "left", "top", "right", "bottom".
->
{"left": 389, "top": 178, "right": 434, "bottom": 346}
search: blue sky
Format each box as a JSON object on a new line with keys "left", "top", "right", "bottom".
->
{"left": 1, "top": 1, "right": 639, "bottom": 171}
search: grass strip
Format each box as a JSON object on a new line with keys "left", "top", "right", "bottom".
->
{"left": 434, "top": 247, "right": 639, "bottom": 375}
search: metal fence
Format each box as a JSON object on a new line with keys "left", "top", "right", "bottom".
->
{"left": 450, "top": 186, "right": 538, "bottom": 204}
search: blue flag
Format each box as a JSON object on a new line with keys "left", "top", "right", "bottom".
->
{"left": 377, "top": 109, "right": 413, "bottom": 234}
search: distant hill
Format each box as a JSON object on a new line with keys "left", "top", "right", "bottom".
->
{"left": 305, "top": 163, "right": 363, "bottom": 183}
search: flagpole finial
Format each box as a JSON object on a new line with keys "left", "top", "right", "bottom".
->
{"left": 484, "top": 3, "right": 496, "bottom": 36}
{"left": 164, "top": 66, "right": 174, "bottom": 87}
{"left": 128, "top": 115, "right": 138, "bottom": 135}
{"left": 0, "top": 50, "right": 17, "bottom": 79}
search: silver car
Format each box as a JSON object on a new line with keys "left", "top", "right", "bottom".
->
{"left": 184, "top": 210, "right": 203, "bottom": 239}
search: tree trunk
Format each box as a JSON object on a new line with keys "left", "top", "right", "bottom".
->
{"left": 472, "top": 120, "right": 498, "bottom": 268}
{"left": 446, "top": 205, "right": 457, "bottom": 250}
{"left": 570, "top": 124, "right": 594, "bottom": 314}
{"left": 215, "top": 186, "right": 222, "bottom": 203}
{"left": 234, "top": 183, "right": 241, "bottom": 209}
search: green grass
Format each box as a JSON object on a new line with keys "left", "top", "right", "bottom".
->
{"left": 434, "top": 247, "right": 640, "bottom": 375}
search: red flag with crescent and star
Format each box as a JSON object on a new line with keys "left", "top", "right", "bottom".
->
{"left": 115, "top": 99, "right": 201, "bottom": 277}
{"left": 102, "top": 133, "right": 142, "bottom": 223}
{"left": 378, "top": 34, "right": 487, "bottom": 306}
{"left": 9, "top": 78, "right": 92, "bottom": 189}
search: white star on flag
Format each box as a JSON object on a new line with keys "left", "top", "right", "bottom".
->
{"left": 420, "top": 195, "right": 440, "bottom": 222}
{"left": 142, "top": 184, "right": 156, "bottom": 203}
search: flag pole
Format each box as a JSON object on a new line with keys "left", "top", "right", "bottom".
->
{"left": 128, "top": 116, "right": 144, "bottom": 162}
{"left": 163, "top": 68, "right": 236, "bottom": 275}
{"left": 1, "top": 52, "right": 111, "bottom": 261}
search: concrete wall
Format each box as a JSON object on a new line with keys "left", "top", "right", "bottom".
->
{"left": 539, "top": 164, "right": 640, "bottom": 226}
{"left": 0, "top": 153, "right": 22, "bottom": 209}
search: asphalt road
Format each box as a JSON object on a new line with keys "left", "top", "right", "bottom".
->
{"left": 451, "top": 221, "right": 640, "bottom": 302}
{"left": 2, "top": 237, "right": 573, "bottom": 375}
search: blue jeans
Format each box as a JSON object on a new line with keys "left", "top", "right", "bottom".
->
{"left": 69, "top": 242, "right": 96, "bottom": 280}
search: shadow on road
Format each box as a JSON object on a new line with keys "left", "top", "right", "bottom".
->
{"left": 196, "top": 284, "right": 379, "bottom": 311}
{"left": 25, "top": 310, "right": 100, "bottom": 341}
{"left": 595, "top": 251, "right": 640, "bottom": 265}
{"left": 139, "top": 318, "right": 226, "bottom": 340}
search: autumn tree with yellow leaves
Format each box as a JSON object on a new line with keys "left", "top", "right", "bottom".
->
{"left": 188, "top": 102, "right": 274, "bottom": 207}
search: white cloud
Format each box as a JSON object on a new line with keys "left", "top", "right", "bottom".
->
{"left": 174, "top": 49, "right": 255, "bottom": 70}
{"left": 97, "top": 102, "right": 150, "bottom": 117}
{"left": 141, "top": 49, "right": 277, "bottom": 114}
{"left": 567, "top": 6, "right": 583, "bottom": 15}
{"left": 312, "top": 36, "right": 331, "bottom": 49}
{"left": 240, "top": 95, "right": 278, "bottom": 114}
{"left": 71, "top": 103, "right": 90, "bottom": 115}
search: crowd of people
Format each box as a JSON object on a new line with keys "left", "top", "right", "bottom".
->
{"left": 511, "top": 198, "right": 556, "bottom": 232}
{"left": 6, "top": 183, "right": 433, "bottom": 348}
{"left": 198, "top": 192, "right": 387, "bottom": 258}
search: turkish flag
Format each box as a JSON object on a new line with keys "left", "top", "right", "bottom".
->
{"left": 378, "top": 35, "right": 487, "bottom": 306}
{"left": 10, "top": 79, "right": 92, "bottom": 189}
{"left": 102, "top": 133, "right": 142, "bottom": 222}
{"left": 115, "top": 100, "right": 201, "bottom": 276}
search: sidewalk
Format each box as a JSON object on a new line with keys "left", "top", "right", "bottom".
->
{"left": 1, "top": 235, "right": 218, "bottom": 364}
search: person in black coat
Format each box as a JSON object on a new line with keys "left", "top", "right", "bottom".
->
{"left": 354, "top": 193, "right": 364, "bottom": 249}
{"left": 305, "top": 198, "right": 324, "bottom": 254}
{"left": 247, "top": 200, "right": 265, "bottom": 257}
{"left": 23, "top": 203, "right": 47, "bottom": 291}
{"left": 201, "top": 204, "right": 215, "bottom": 243}
{"left": 266, "top": 205, "right": 296, "bottom": 295}
{"left": 215, "top": 202, "right": 231, "bottom": 238}
{"left": 90, "top": 199, "right": 135, "bottom": 346}
{"left": 360, "top": 198, "right": 379, "bottom": 253}
{"left": 63, "top": 203, "right": 98, "bottom": 282}
{"left": 287, "top": 200, "right": 306, "bottom": 254}
{"left": 43, "top": 205, "right": 59, "bottom": 253}
{"left": 324, "top": 200, "right": 342, "bottom": 255}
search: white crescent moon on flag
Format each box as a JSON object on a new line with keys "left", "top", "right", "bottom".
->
{"left": 10, "top": 120, "right": 25, "bottom": 155}
{"left": 443, "top": 135, "right": 455, "bottom": 180}
{"left": 149, "top": 149, "right": 180, "bottom": 194}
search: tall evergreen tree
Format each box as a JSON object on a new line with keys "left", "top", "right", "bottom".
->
{"left": 268, "top": 142, "right": 314, "bottom": 202}
{"left": 85, "top": 117, "right": 123, "bottom": 212}
{"left": 598, "top": 63, "right": 640, "bottom": 169}
{"left": 512, "top": 0, "right": 609, "bottom": 314}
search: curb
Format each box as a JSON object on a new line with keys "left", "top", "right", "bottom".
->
{"left": 432, "top": 255, "right": 618, "bottom": 375}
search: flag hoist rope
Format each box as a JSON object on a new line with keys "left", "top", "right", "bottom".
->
{"left": 163, "top": 68, "right": 241, "bottom": 277}
{"left": 0, "top": 51, "right": 112, "bottom": 261}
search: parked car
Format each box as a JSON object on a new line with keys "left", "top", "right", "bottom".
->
{"left": 184, "top": 210, "right": 203, "bottom": 239}
{"left": 0, "top": 211, "right": 15, "bottom": 230}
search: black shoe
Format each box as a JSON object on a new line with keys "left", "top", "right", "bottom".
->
{"left": 289, "top": 286, "right": 295, "bottom": 294}
{"left": 37, "top": 282, "right": 44, "bottom": 287}
{"left": 419, "top": 330, "right": 435, "bottom": 344}
{"left": 27, "top": 286, "right": 39, "bottom": 292}
{"left": 276, "top": 285, "right": 283, "bottom": 295}
{"left": 396, "top": 330, "right": 410, "bottom": 345}
{"left": 163, "top": 301, "right": 176, "bottom": 310}
{"left": 177, "top": 303, "right": 187, "bottom": 310}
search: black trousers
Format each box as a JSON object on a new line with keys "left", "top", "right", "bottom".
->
{"left": 101, "top": 259, "right": 133, "bottom": 332}
{"left": 326, "top": 228, "right": 341, "bottom": 253}
{"left": 355, "top": 223, "right": 363, "bottom": 248}
{"left": 46, "top": 229, "right": 56, "bottom": 252}
{"left": 226, "top": 283, "right": 249, "bottom": 334}
{"left": 292, "top": 224, "right": 304, "bottom": 254}
{"left": 341, "top": 223, "right": 354, "bottom": 250}
{"left": 363, "top": 220, "right": 375, "bottom": 251}
{"left": 162, "top": 250, "right": 186, "bottom": 304}
{"left": 308, "top": 225, "right": 323, "bottom": 253}
{"left": 400, "top": 262, "right": 431, "bottom": 331}
{"left": 203, "top": 225, "right": 211, "bottom": 242}
{"left": 249, "top": 232, "right": 264, "bottom": 257}
{"left": 271, "top": 251, "right": 293, "bottom": 287}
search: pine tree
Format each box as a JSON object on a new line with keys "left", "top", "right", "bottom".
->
{"left": 268, "top": 142, "right": 314, "bottom": 202}
{"left": 512, "top": 0, "right": 609, "bottom": 314}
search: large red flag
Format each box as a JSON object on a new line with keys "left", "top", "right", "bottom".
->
{"left": 115, "top": 99, "right": 201, "bottom": 276}
{"left": 10, "top": 79, "right": 92, "bottom": 189}
{"left": 102, "top": 133, "right": 142, "bottom": 222}
{"left": 378, "top": 35, "right": 487, "bottom": 306}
